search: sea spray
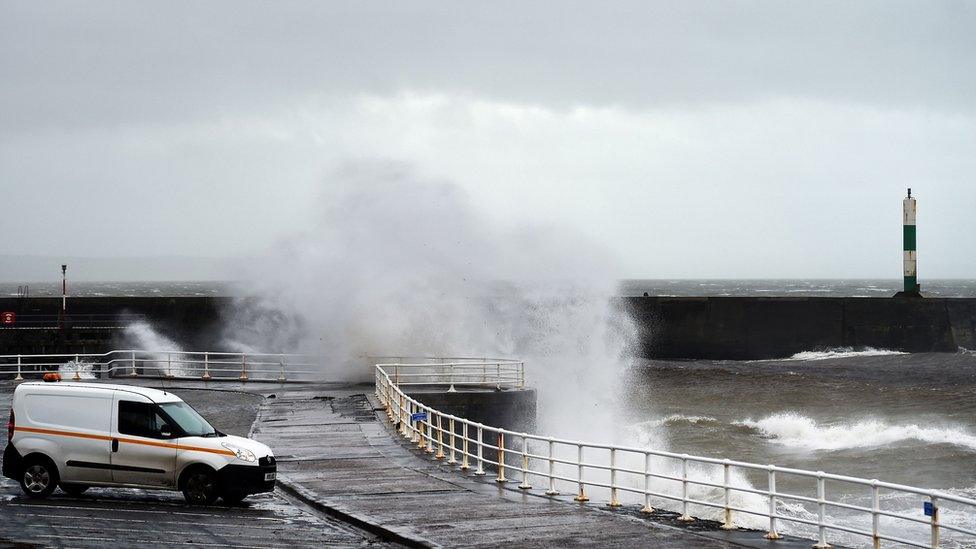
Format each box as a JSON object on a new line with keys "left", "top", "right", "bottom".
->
{"left": 121, "top": 320, "right": 189, "bottom": 377}
{"left": 216, "top": 163, "right": 777, "bottom": 525}
{"left": 221, "top": 163, "right": 636, "bottom": 435}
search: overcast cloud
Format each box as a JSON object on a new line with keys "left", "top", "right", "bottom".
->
{"left": 2, "top": 1, "right": 974, "bottom": 279}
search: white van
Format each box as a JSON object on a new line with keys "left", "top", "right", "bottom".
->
{"left": 2, "top": 381, "right": 276, "bottom": 505}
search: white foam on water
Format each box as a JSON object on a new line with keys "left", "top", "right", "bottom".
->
{"left": 736, "top": 412, "right": 976, "bottom": 452}
{"left": 785, "top": 347, "right": 907, "bottom": 361}
{"left": 633, "top": 414, "right": 719, "bottom": 428}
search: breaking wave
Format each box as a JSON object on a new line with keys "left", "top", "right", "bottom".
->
{"left": 786, "top": 347, "right": 906, "bottom": 361}
{"left": 735, "top": 412, "right": 976, "bottom": 452}
{"left": 635, "top": 414, "right": 719, "bottom": 428}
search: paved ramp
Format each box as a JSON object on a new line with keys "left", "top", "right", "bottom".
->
{"left": 254, "top": 388, "right": 759, "bottom": 548}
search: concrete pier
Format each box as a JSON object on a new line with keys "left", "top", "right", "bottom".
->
{"left": 628, "top": 296, "right": 976, "bottom": 359}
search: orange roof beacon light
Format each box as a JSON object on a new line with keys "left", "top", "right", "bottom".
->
{"left": 42, "top": 372, "right": 62, "bottom": 383}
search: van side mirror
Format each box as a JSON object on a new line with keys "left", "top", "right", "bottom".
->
{"left": 159, "top": 425, "right": 173, "bottom": 438}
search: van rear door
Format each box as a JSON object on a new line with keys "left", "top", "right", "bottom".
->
{"left": 21, "top": 390, "right": 113, "bottom": 484}
{"left": 110, "top": 394, "right": 177, "bottom": 487}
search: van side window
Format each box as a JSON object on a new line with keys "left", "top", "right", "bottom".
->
{"left": 118, "top": 401, "right": 170, "bottom": 439}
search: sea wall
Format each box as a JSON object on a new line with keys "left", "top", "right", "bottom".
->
{"left": 3, "top": 295, "right": 975, "bottom": 360}
{"left": 625, "top": 296, "right": 976, "bottom": 360}
{"left": 0, "top": 297, "right": 233, "bottom": 355}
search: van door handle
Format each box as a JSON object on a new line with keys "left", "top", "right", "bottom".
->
{"left": 112, "top": 438, "right": 119, "bottom": 452}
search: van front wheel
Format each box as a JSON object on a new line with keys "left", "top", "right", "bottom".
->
{"left": 20, "top": 457, "right": 58, "bottom": 499}
{"left": 182, "top": 468, "right": 219, "bottom": 505}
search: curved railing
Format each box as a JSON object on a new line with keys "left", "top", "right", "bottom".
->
{"left": 0, "top": 350, "right": 322, "bottom": 382}
{"left": 375, "top": 361, "right": 976, "bottom": 549}
{"left": 367, "top": 356, "right": 524, "bottom": 390}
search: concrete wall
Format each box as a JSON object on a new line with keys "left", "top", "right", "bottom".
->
{"left": 4, "top": 295, "right": 974, "bottom": 361}
{"left": 403, "top": 388, "right": 537, "bottom": 434}
{"left": 626, "top": 296, "right": 976, "bottom": 360}
{"left": 0, "top": 296, "right": 232, "bottom": 355}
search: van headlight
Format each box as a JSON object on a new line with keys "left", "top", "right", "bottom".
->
{"left": 221, "top": 443, "right": 256, "bottom": 463}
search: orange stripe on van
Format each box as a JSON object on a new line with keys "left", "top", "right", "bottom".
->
{"left": 14, "top": 426, "right": 236, "bottom": 457}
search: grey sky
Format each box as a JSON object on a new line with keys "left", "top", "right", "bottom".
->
{"left": 2, "top": 1, "right": 974, "bottom": 279}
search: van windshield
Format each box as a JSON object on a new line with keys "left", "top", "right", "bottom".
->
{"left": 159, "top": 402, "right": 219, "bottom": 437}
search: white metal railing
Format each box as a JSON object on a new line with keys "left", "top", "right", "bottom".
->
{"left": 375, "top": 361, "right": 976, "bottom": 549}
{"left": 366, "top": 356, "right": 524, "bottom": 391}
{"left": 0, "top": 350, "right": 322, "bottom": 382}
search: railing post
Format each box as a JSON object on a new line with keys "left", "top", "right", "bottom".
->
{"left": 448, "top": 363, "right": 456, "bottom": 392}
{"left": 496, "top": 362, "right": 501, "bottom": 390}
{"left": 410, "top": 403, "right": 419, "bottom": 444}
{"left": 73, "top": 354, "right": 81, "bottom": 380}
{"left": 574, "top": 443, "right": 589, "bottom": 502}
{"left": 401, "top": 396, "right": 409, "bottom": 437}
{"left": 460, "top": 422, "right": 470, "bottom": 470}
{"left": 238, "top": 353, "right": 248, "bottom": 381}
{"left": 278, "top": 357, "right": 286, "bottom": 382}
{"left": 545, "top": 438, "right": 559, "bottom": 495}
{"left": 166, "top": 352, "right": 173, "bottom": 378}
{"left": 496, "top": 432, "right": 507, "bottom": 482}
{"left": 417, "top": 409, "right": 426, "bottom": 448}
{"left": 608, "top": 448, "right": 621, "bottom": 507}
{"left": 131, "top": 350, "right": 138, "bottom": 377}
{"left": 474, "top": 426, "right": 485, "bottom": 475}
{"left": 721, "top": 460, "right": 734, "bottom": 529}
{"left": 394, "top": 364, "right": 399, "bottom": 386}
{"left": 519, "top": 362, "right": 525, "bottom": 389}
{"left": 15, "top": 355, "right": 23, "bottom": 381}
{"left": 641, "top": 452, "right": 653, "bottom": 514}
{"left": 425, "top": 411, "right": 435, "bottom": 454}
{"left": 930, "top": 494, "right": 940, "bottom": 549}
{"left": 765, "top": 467, "right": 781, "bottom": 539}
{"left": 518, "top": 436, "right": 531, "bottom": 489}
{"left": 435, "top": 414, "right": 445, "bottom": 459}
{"left": 678, "top": 456, "right": 693, "bottom": 521}
{"left": 813, "top": 474, "right": 831, "bottom": 549}
{"left": 202, "top": 352, "right": 211, "bottom": 380}
{"left": 870, "top": 481, "right": 880, "bottom": 549}
{"left": 448, "top": 418, "right": 457, "bottom": 464}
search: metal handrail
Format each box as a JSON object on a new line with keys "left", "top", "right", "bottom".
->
{"left": 0, "top": 349, "right": 323, "bottom": 382}
{"left": 375, "top": 362, "right": 976, "bottom": 549}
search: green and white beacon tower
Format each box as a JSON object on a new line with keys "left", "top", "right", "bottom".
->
{"left": 902, "top": 188, "right": 921, "bottom": 296}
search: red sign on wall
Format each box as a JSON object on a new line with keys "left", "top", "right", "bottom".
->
{"left": 1, "top": 312, "right": 14, "bottom": 325}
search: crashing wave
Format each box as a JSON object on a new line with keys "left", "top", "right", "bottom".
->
{"left": 785, "top": 347, "right": 906, "bottom": 361}
{"left": 735, "top": 412, "right": 976, "bottom": 452}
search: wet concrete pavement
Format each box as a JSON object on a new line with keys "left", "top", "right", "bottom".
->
{"left": 0, "top": 380, "right": 393, "bottom": 548}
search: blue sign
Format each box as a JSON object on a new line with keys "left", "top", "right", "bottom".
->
{"left": 410, "top": 412, "right": 428, "bottom": 422}
{"left": 924, "top": 502, "right": 935, "bottom": 517}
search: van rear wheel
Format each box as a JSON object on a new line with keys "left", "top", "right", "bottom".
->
{"left": 182, "top": 468, "right": 219, "bottom": 505}
{"left": 20, "top": 457, "right": 58, "bottom": 499}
